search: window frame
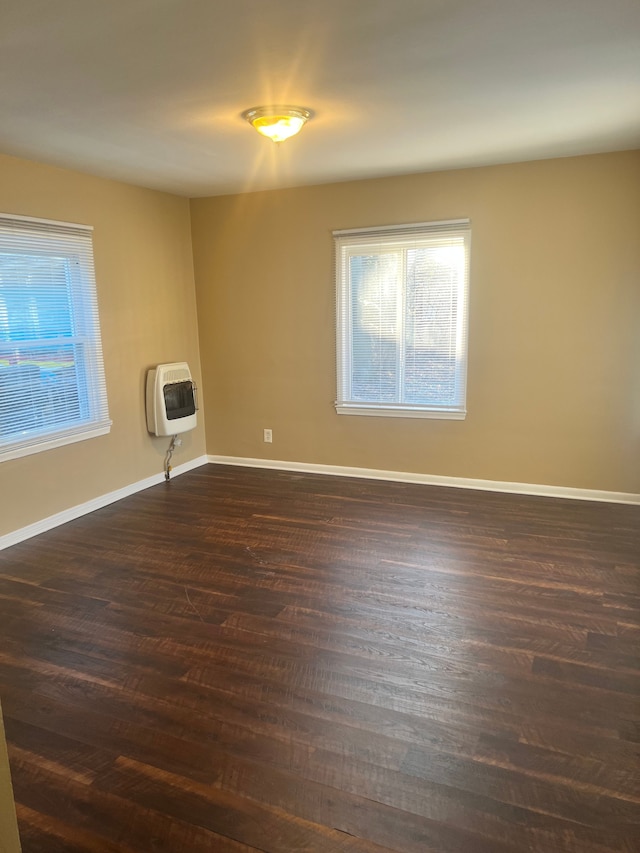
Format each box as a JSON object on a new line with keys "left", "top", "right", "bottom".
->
{"left": 0, "top": 213, "right": 111, "bottom": 463}
{"left": 334, "top": 219, "right": 470, "bottom": 420}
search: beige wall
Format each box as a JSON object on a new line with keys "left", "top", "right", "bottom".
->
{"left": 0, "top": 153, "right": 206, "bottom": 537}
{"left": 1, "top": 148, "right": 638, "bottom": 542}
{"left": 0, "top": 704, "right": 20, "bottom": 853}
{"left": 191, "top": 151, "right": 640, "bottom": 494}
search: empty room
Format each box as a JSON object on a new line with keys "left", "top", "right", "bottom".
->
{"left": 0, "top": 2, "right": 639, "bottom": 852}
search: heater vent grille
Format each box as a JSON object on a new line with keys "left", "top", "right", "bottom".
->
{"left": 164, "top": 368, "right": 190, "bottom": 383}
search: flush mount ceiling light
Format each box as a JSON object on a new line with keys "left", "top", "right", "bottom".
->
{"left": 242, "top": 105, "right": 312, "bottom": 143}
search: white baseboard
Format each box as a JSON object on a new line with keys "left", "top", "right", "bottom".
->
{"left": 0, "top": 455, "right": 209, "bottom": 551}
{"left": 208, "top": 455, "right": 640, "bottom": 506}
{"left": 4, "top": 452, "right": 637, "bottom": 551}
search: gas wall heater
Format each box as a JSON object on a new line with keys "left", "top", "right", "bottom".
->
{"left": 146, "top": 362, "right": 197, "bottom": 436}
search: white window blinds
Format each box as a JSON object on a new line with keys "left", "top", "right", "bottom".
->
{"left": 0, "top": 214, "right": 111, "bottom": 462}
{"left": 335, "top": 219, "right": 470, "bottom": 419}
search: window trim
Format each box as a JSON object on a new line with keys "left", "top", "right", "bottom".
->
{"left": 0, "top": 212, "right": 111, "bottom": 463}
{"left": 334, "top": 219, "right": 470, "bottom": 420}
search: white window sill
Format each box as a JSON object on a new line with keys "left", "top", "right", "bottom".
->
{"left": 0, "top": 421, "right": 112, "bottom": 463}
{"left": 335, "top": 404, "right": 466, "bottom": 420}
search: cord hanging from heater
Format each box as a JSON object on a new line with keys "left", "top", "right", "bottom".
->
{"left": 164, "top": 435, "right": 179, "bottom": 481}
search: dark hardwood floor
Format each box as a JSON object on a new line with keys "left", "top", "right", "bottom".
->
{"left": 0, "top": 464, "right": 639, "bottom": 852}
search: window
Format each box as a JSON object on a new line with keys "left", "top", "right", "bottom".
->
{"left": 335, "top": 219, "right": 470, "bottom": 419}
{"left": 0, "top": 213, "right": 110, "bottom": 462}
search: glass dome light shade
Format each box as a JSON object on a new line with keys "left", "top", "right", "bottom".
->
{"left": 242, "top": 106, "right": 312, "bottom": 143}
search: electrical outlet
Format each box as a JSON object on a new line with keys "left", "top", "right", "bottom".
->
{"left": 263, "top": 428, "right": 273, "bottom": 443}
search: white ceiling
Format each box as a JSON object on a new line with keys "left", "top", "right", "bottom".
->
{"left": 1, "top": 0, "right": 639, "bottom": 197}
